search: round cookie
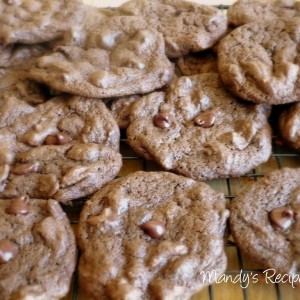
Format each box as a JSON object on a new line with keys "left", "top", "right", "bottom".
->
{"left": 279, "top": 102, "right": 300, "bottom": 151}
{"left": 78, "top": 171, "right": 229, "bottom": 300}
{"left": 118, "top": 0, "right": 227, "bottom": 58}
{"left": 228, "top": 0, "right": 300, "bottom": 27}
{"left": 230, "top": 168, "right": 300, "bottom": 275}
{"left": 109, "top": 95, "right": 141, "bottom": 129}
{"left": 0, "top": 95, "right": 122, "bottom": 203}
{"left": 0, "top": 0, "right": 84, "bottom": 45}
{"left": 127, "top": 73, "right": 272, "bottom": 181}
{"left": 218, "top": 18, "right": 300, "bottom": 105}
{"left": 0, "top": 197, "right": 76, "bottom": 300}
{"left": 28, "top": 16, "right": 174, "bottom": 98}
{"left": 176, "top": 51, "right": 218, "bottom": 76}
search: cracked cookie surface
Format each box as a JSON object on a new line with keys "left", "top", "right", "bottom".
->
{"left": 78, "top": 171, "right": 229, "bottom": 300}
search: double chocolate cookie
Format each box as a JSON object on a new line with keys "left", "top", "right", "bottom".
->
{"left": 230, "top": 168, "right": 300, "bottom": 274}
{"left": 127, "top": 73, "right": 272, "bottom": 181}
{"left": 218, "top": 18, "right": 300, "bottom": 104}
{"left": 279, "top": 102, "right": 300, "bottom": 151}
{"left": 28, "top": 16, "right": 174, "bottom": 98}
{"left": 0, "top": 197, "right": 76, "bottom": 299}
{"left": 0, "top": 95, "right": 122, "bottom": 203}
{"left": 119, "top": 0, "right": 227, "bottom": 58}
{"left": 78, "top": 171, "right": 229, "bottom": 299}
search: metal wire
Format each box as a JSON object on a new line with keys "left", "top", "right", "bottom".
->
{"left": 64, "top": 4, "right": 300, "bottom": 299}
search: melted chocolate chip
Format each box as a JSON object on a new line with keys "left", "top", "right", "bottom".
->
{"left": 194, "top": 110, "right": 216, "bottom": 128}
{"left": 6, "top": 196, "right": 30, "bottom": 215}
{"left": 10, "top": 162, "right": 39, "bottom": 175}
{"left": 0, "top": 240, "right": 15, "bottom": 264}
{"left": 45, "top": 132, "right": 72, "bottom": 145}
{"left": 153, "top": 112, "right": 172, "bottom": 129}
{"left": 269, "top": 206, "right": 295, "bottom": 231}
{"left": 141, "top": 220, "right": 165, "bottom": 239}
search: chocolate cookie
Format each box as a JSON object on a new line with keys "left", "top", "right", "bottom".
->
{"left": 119, "top": 0, "right": 227, "bottom": 58}
{"left": 127, "top": 73, "right": 272, "bottom": 181}
{"left": 109, "top": 95, "right": 141, "bottom": 129}
{"left": 0, "top": 197, "right": 76, "bottom": 300}
{"left": 176, "top": 51, "right": 218, "bottom": 76}
{"left": 0, "top": 0, "right": 84, "bottom": 45}
{"left": 228, "top": 0, "right": 300, "bottom": 27}
{"left": 78, "top": 171, "right": 229, "bottom": 299}
{"left": 0, "top": 95, "right": 122, "bottom": 203}
{"left": 230, "top": 168, "right": 300, "bottom": 274}
{"left": 28, "top": 16, "right": 174, "bottom": 98}
{"left": 218, "top": 18, "right": 300, "bottom": 105}
{"left": 279, "top": 102, "right": 300, "bottom": 151}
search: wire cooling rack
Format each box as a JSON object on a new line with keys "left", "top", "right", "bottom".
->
{"left": 64, "top": 133, "right": 300, "bottom": 300}
{"left": 62, "top": 4, "right": 300, "bottom": 300}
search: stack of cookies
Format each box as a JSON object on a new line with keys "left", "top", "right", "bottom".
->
{"left": 0, "top": 0, "right": 299, "bottom": 299}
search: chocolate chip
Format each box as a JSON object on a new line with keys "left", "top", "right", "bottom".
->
{"left": 153, "top": 113, "right": 172, "bottom": 129}
{"left": 0, "top": 240, "right": 15, "bottom": 264}
{"left": 45, "top": 132, "right": 72, "bottom": 145}
{"left": 6, "top": 196, "right": 30, "bottom": 215}
{"left": 141, "top": 220, "right": 165, "bottom": 239}
{"left": 194, "top": 110, "right": 216, "bottom": 128}
{"left": 269, "top": 206, "right": 295, "bottom": 231}
{"left": 10, "top": 162, "right": 39, "bottom": 175}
